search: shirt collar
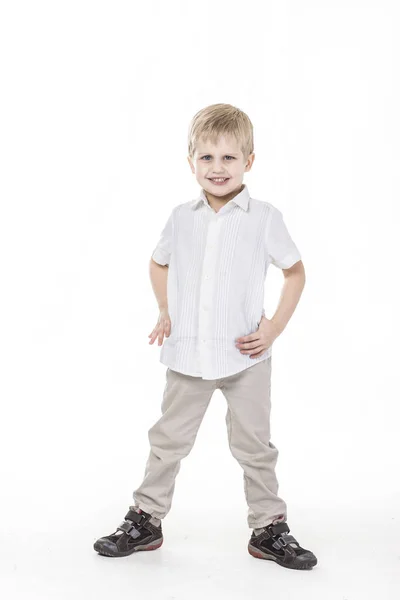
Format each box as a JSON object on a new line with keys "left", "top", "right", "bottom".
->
{"left": 191, "top": 183, "right": 250, "bottom": 212}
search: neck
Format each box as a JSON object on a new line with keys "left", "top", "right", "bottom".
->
{"left": 204, "top": 183, "right": 244, "bottom": 211}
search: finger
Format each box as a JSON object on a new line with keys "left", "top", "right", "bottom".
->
{"left": 237, "top": 339, "right": 260, "bottom": 350}
{"left": 240, "top": 344, "right": 264, "bottom": 354}
{"left": 236, "top": 333, "right": 259, "bottom": 345}
{"left": 148, "top": 331, "right": 157, "bottom": 344}
{"left": 249, "top": 349, "right": 266, "bottom": 358}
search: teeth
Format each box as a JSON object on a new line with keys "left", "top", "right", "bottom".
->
{"left": 211, "top": 178, "right": 227, "bottom": 182}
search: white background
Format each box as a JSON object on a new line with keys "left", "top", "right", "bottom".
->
{"left": 1, "top": 0, "right": 399, "bottom": 598}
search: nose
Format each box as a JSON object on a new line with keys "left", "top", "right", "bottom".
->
{"left": 211, "top": 159, "right": 226, "bottom": 174}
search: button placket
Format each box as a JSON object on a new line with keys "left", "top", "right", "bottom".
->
{"left": 198, "top": 213, "right": 221, "bottom": 374}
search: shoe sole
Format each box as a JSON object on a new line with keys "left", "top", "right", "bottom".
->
{"left": 248, "top": 543, "right": 317, "bottom": 570}
{"left": 94, "top": 537, "right": 163, "bottom": 557}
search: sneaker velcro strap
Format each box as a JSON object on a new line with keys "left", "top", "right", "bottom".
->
{"left": 124, "top": 509, "right": 147, "bottom": 525}
{"left": 269, "top": 522, "right": 290, "bottom": 536}
{"left": 272, "top": 534, "right": 297, "bottom": 550}
{"left": 281, "top": 534, "right": 297, "bottom": 545}
{"left": 117, "top": 519, "right": 141, "bottom": 539}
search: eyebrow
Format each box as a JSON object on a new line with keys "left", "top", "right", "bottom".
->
{"left": 197, "top": 151, "right": 240, "bottom": 155}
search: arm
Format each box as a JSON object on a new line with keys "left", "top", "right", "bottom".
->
{"left": 265, "top": 207, "right": 304, "bottom": 334}
{"left": 236, "top": 260, "right": 304, "bottom": 357}
{"left": 235, "top": 211, "right": 304, "bottom": 358}
{"left": 148, "top": 210, "right": 174, "bottom": 346}
{"left": 149, "top": 258, "right": 169, "bottom": 310}
{"left": 148, "top": 258, "right": 171, "bottom": 345}
{"left": 270, "top": 259, "right": 305, "bottom": 335}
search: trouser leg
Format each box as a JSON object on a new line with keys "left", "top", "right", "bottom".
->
{"left": 132, "top": 367, "right": 216, "bottom": 520}
{"left": 219, "top": 356, "right": 288, "bottom": 529}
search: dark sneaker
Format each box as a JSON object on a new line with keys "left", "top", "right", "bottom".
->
{"left": 94, "top": 506, "right": 163, "bottom": 557}
{"left": 248, "top": 521, "right": 317, "bottom": 570}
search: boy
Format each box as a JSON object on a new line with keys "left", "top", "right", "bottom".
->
{"left": 94, "top": 103, "right": 318, "bottom": 570}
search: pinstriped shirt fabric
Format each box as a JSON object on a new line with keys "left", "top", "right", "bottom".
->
{"left": 151, "top": 184, "right": 301, "bottom": 380}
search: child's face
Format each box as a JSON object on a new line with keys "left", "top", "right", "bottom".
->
{"left": 187, "top": 134, "right": 255, "bottom": 197}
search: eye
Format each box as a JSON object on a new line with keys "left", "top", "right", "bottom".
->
{"left": 199, "top": 155, "right": 236, "bottom": 160}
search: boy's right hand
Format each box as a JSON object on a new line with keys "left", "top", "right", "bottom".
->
{"left": 148, "top": 308, "right": 172, "bottom": 346}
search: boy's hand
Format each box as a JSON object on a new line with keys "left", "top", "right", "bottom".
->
{"left": 235, "top": 316, "right": 282, "bottom": 359}
{"left": 148, "top": 308, "right": 172, "bottom": 346}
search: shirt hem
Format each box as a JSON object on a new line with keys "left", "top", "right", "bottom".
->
{"left": 159, "top": 348, "right": 272, "bottom": 380}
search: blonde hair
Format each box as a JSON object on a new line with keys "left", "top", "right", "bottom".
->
{"left": 187, "top": 103, "right": 254, "bottom": 160}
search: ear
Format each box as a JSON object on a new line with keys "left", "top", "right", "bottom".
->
{"left": 187, "top": 156, "right": 195, "bottom": 174}
{"left": 244, "top": 152, "right": 255, "bottom": 171}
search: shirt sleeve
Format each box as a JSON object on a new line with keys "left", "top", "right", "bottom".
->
{"left": 151, "top": 209, "right": 174, "bottom": 266}
{"left": 266, "top": 207, "right": 302, "bottom": 269}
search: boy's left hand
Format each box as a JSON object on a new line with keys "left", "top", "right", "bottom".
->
{"left": 235, "top": 316, "right": 282, "bottom": 359}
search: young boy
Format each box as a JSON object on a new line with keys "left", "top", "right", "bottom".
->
{"left": 94, "top": 103, "right": 318, "bottom": 570}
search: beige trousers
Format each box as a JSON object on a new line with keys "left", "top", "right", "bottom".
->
{"left": 132, "top": 355, "right": 287, "bottom": 529}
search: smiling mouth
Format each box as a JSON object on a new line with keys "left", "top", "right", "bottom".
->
{"left": 208, "top": 177, "right": 230, "bottom": 183}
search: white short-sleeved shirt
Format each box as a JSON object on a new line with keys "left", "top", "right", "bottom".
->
{"left": 151, "top": 184, "right": 301, "bottom": 380}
